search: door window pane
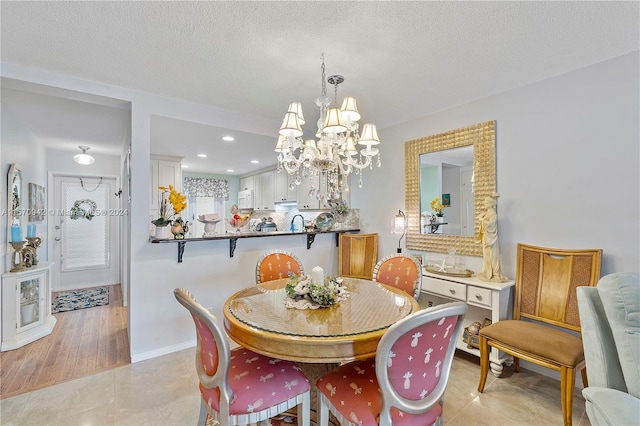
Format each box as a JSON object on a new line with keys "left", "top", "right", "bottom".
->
{"left": 62, "top": 182, "right": 108, "bottom": 271}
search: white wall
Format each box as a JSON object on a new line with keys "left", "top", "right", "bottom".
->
{"left": 1, "top": 108, "right": 47, "bottom": 271}
{"left": 354, "top": 52, "right": 639, "bottom": 277}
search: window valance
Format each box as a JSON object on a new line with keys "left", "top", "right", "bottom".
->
{"left": 183, "top": 177, "right": 229, "bottom": 198}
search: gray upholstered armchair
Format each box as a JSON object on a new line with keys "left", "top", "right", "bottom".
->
{"left": 577, "top": 272, "right": 640, "bottom": 425}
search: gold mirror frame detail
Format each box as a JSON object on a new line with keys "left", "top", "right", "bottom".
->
{"left": 405, "top": 121, "right": 496, "bottom": 256}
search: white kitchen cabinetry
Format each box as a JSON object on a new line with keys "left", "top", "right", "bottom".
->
{"left": 419, "top": 271, "right": 514, "bottom": 376}
{"left": 296, "top": 174, "right": 331, "bottom": 210}
{"left": 1, "top": 262, "right": 56, "bottom": 351}
{"left": 254, "top": 170, "right": 275, "bottom": 211}
{"left": 239, "top": 176, "right": 255, "bottom": 192}
{"left": 150, "top": 155, "right": 182, "bottom": 218}
{"left": 274, "top": 171, "right": 296, "bottom": 203}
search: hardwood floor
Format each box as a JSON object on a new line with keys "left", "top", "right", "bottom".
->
{"left": 0, "top": 283, "right": 130, "bottom": 399}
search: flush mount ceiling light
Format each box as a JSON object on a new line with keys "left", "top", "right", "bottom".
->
{"left": 73, "top": 146, "right": 95, "bottom": 165}
{"left": 222, "top": 136, "right": 235, "bottom": 142}
{"left": 276, "top": 53, "right": 381, "bottom": 202}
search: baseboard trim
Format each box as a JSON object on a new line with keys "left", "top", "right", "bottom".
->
{"left": 131, "top": 340, "right": 195, "bottom": 363}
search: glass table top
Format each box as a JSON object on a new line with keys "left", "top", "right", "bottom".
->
{"left": 227, "top": 278, "right": 415, "bottom": 338}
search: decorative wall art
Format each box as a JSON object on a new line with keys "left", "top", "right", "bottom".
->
{"left": 28, "top": 183, "right": 45, "bottom": 222}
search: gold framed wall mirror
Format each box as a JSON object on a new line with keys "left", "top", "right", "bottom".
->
{"left": 405, "top": 121, "right": 496, "bottom": 256}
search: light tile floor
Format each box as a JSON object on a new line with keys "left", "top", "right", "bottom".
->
{"left": 1, "top": 348, "right": 590, "bottom": 426}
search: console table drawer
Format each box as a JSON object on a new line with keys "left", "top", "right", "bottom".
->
{"left": 467, "top": 286, "right": 492, "bottom": 308}
{"left": 425, "top": 278, "right": 466, "bottom": 301}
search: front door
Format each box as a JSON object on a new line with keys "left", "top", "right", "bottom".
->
{"left": 50, "top": 175, "right": 119, "bottom": 291}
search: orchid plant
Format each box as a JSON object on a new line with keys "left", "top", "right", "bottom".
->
{"left": 152, "top": 185, "right": 187, "bottom": 227}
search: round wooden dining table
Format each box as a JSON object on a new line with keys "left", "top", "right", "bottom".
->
{"left": 223, "top": 277, "right": 420, "bottom": 363}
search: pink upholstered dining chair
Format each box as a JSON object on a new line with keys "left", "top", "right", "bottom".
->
{"left": 256, "top": 250, "right": 304, "bottom": 284}
{"left": 174, "top": 288, "right": 310, "bottom": 426}
{"left": 373, "top": 254, "right": 422, "bottom": 300}
{"left": 316, "top": 302, "right": 467, "bottom": 426}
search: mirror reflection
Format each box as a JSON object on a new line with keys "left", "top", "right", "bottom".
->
{"left": 420, "top": 146, "right": 474, "bottom": 236}
{"left": 7, "top": 163, "right": 23, "bottom": 245}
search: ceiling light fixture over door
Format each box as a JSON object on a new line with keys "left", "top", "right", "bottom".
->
{"left": 73, "top": 146, "right": 95, "bottom": 165}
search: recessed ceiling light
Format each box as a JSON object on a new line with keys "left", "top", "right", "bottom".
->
{"left": 227, "top": 169, "right": 234, "bottom": 173}
{"left": 222, "top": 136, "right": 235, "bottom": 142}
{"left": 250, "top": 160, "right": 259, "bottom": 164}
{"left": 181, "top": 164, "right": 189, "bottom": 168}
{"left": 197, "top": 153, "right": 207, "bottom": 158}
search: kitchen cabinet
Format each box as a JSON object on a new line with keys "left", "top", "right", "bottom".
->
{"left": 296, "top": 174, "right": 320, "bottom": 210}
{"left": 296, "top": 174, "right": 330, "bottom": 210}
{"left": 254, "top": 170, "right": 275, "bottom": 211}
{"left": 1, "top": 262, "right": 56, "bottom": 351}
{"left": 274, "top": 171, "right": 297, "bottom": 203}
{"left": 150, "top": 155, "right": 182, "bottom": 219}
{"left": 418, "top": 271, "right": 514, "bottom": 377}
{"left": 239, "top": 175, "right": 255, "bottom": 192}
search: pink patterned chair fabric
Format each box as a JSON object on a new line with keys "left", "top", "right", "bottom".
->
{"left": 256, "top": 250, "right": 304, "bottom": 284}
{"left": 174, "top": 288, "right": 310, "bottom": 425}
{"left": 373, "top": 254, "right": 422, "bottom": 300}
{"left": 316, "top": 302, "right": 467, "bottom": 426}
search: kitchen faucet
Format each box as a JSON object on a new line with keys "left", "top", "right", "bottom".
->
{"left": 290, "top": 214, "right": 304, "bottom": 232}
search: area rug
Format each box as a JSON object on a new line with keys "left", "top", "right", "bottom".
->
{"left": 52, "top": 286, "right": 109, "bottom": 313}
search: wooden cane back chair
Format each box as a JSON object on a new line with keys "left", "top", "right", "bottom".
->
{"left": 338, "top": 233, "right": 378, "bottom": 280}
{"left": 477, "top": 243, "right": 602, "bottom": 426}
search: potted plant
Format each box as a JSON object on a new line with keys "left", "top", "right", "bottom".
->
{"left": 329, "top": 198, "right": 350, "bottom": 223}
{"left": 152, "top": 185, "right": 188, "bottom": 239}
{"left": 430, "top": 197, "right": 444, "bottom": 223}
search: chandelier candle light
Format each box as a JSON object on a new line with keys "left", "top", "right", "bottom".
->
{"left": 276, "top": 54, "right": 382, "bottom": 202}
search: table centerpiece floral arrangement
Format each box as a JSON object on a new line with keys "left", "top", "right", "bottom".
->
{"left": 284, "top": 272, "right": 349, "bottom": 309}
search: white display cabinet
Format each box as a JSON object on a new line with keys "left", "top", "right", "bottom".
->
{"left": 419, "top": 271, "right": 514, "bottom": 376}
{"left": 1, "top": 262, "right": 56, "bottom": 351}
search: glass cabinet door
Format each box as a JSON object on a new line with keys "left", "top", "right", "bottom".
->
{"left": 19, "top": 277, "right": 41, "bottom": 328}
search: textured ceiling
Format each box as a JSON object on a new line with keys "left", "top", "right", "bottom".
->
{"left": 1, "top": 1, "right": 638, "bottom": 174}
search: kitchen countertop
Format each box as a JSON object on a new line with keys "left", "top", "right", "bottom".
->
{"left": 149, "top": 227, "right": 360, "bottom": 243}
{"left": 149, "top": 227, "right": 361, "bottom": 261}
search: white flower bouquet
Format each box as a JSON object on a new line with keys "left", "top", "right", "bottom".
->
{"left": 285, "top": 273, "right": 348, "bottom": 307}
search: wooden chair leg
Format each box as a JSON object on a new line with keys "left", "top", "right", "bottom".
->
{"left": 560, "top": 366, "right": 576, "bottom": 426}
{"left": 477, "top": 335, "right": 490, "bottom": 392}
{"left": 581, "top": 366, "right": 588, "bottom": 388}
{"left": 513, "top": 356, "right": 520, "bottom": 372}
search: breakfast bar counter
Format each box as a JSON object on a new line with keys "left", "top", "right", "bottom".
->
{"left": 149, "top": 228, "right": 360, "bottom": 261}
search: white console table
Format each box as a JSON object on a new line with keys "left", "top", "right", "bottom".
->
{"left": 419, "top": 270, "right": 515, "bottom": 376}
{"left": 1, "top": 262, "right": 56, "bottom": 351}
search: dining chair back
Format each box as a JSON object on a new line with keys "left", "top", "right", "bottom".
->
{"left": 317, "top": 301, "right": 467, "bottom": 426}
{"left": 174, "top": 288, "right": 310, "bottom": 426}
{"left": 338, "top": 233, "right": 378, "bottom": 279}
{"left": 256, "top": 250, "right": 304, "bottom": 284}
{"left": 477, "top": 243, "right": 602, "bottom": 426}
{"left": 373, "top": 254, "right": 423, "bottom": 299}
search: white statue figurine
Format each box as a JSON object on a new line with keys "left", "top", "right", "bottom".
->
{"left": 476, "top": 193, "right": 507, "bottom": 282}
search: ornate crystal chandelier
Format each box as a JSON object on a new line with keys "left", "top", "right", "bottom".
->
{"left": 276, "top": 54, "right": 381, "bottom": 202}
